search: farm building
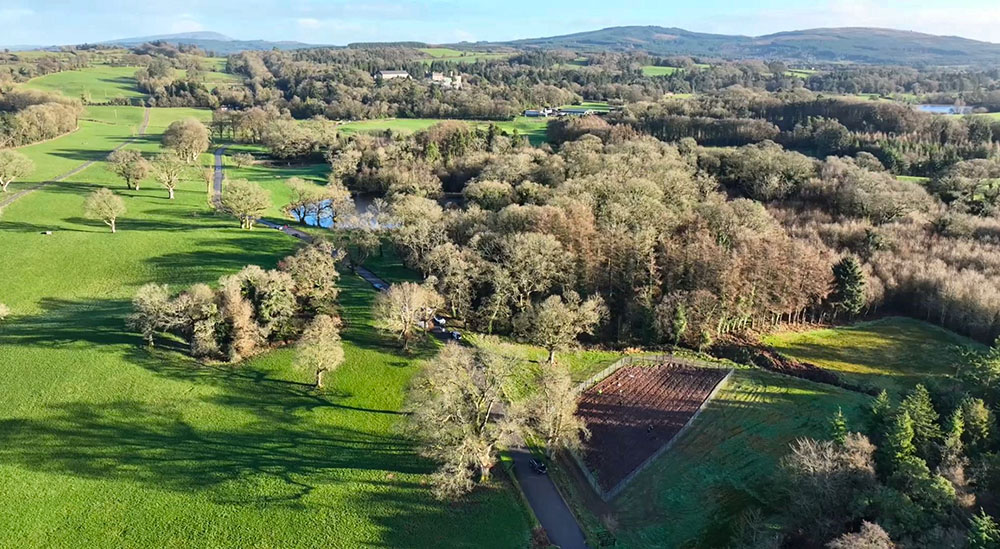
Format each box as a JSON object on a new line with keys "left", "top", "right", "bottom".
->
{"left": 428, "top": 71, "right": 463, "bottom": 89}
{"left": 524, "top": 107, "right": 556, "bottom": 117}
{"left": 559, "top": 107, "right": 596, "bottom": 116}
{"left": 377, "top": 70, "right": 411, "bottom": 80}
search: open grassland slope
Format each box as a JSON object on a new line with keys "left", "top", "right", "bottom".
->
{"left": 0, "top": 108, "right": 531, "bottom": 548}
{"left": 763, "top": 317, "right": 982, "bottom": 395}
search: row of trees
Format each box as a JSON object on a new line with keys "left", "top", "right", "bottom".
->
{"left": 0, "top": 89, "right": 83, "bottom": 147}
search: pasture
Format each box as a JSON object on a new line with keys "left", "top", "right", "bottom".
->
{"left": 0, "top": 106, "right": 532, "bottom": 548}
{"left": 418, "top": 47, "right": 509, "bottom": 64}
{"left": 763, "top": 316, "right": 979, "bottom": 395}
{"left": 337, "top": 117, "right": 550, "bottom": 146}
{"left": 23, "top": 65, "right": 146, "bottom": 102}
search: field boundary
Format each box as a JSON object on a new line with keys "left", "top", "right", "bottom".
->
{"left": 0, "top": 106, "right": 150, "bottom": 209}
{"left": 570, "top": 355, "right": 734, "bottom": 501}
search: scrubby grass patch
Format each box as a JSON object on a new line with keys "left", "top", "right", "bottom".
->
{"left": 763, "top": 316, "right": 980, "bottom": 395}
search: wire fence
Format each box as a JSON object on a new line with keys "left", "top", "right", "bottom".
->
{"left": 571, "top": 353, "right": 734, "bottom": 501}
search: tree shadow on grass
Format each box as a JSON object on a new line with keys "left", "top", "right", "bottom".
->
{"left": 0, "top": 297, "right": 135, "bottom": 348}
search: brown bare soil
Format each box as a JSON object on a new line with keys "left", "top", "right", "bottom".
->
{"left": 576, "top": 364, "right": 728, "bottom": 491}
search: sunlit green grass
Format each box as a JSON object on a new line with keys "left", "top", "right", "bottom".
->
{"left": 337, "top": 117, "right": 549, "bottom": 145}
{"left": 608, "top": 366, "right": 871, "bottom": 548}
{"left": 763, "top": 316, "right": 981, "bottom": 395}
{"left": 23, "top": 65, "right": 146, "bottom": 101}
{"left": 0, "top": 107, "right": 531, "bottom": 548}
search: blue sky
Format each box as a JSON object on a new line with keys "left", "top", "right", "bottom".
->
{"left": 2, "top": 0, "right": 999, "bottom": 46}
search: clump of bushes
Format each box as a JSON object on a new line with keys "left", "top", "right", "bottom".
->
{"left": 128, "top": 241, "right": 342, "bottom": 362}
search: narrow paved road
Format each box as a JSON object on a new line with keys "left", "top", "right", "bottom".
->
{"left": 212, "top": 146, "right": 227, "bottom": 206}
{"left": 218, "top": 155, "right": 587, "bottom": 547}
{"left": 510, "top": 447, "right": 589, "bottom": 549}
{"left": 0, "top": 107, "right": 151, "bottom": 209}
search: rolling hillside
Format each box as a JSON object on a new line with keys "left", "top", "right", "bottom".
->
{"left": 496, "top": 25, "right": 1000, "bottom": 65}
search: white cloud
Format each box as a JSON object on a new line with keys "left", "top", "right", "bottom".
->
{"left": 297, "top": 18, "right": 322, "bottom": 30}
{"left": 168, "top": 14, "right": 206, "bottom": 33}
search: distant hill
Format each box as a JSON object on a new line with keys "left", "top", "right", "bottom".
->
{"left": 96, "top": 31, "right": 318, "bottom": 55}
{"left": 495, "top": 25, "right": 1000, "bottom": 65}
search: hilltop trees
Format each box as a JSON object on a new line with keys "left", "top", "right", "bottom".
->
{"left": 219, "top": 179, "right": 271, "bottom": 229}
{"left": 163, "top": 117, "right": 210, "bottom": 163}
{"left": 0, "top": 150, "right": 34, "bottom": 193}
{"left": 84, "top": 188, "right": 126, "bottom": 233}
{"left": 406, "top": 344, "right": 522, "bottom": 499}
{"left": 107, "top": 149, "right": 150, "bottom": 190}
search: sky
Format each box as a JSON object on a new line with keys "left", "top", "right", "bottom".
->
{"left": 2, "top": 0, "right": 1000, "bottom": 46}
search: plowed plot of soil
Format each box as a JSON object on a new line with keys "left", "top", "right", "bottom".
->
{"left": 577, "top": 364, "right": 729, "bottom": 492}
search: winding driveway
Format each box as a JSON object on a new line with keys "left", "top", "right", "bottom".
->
{"left": 0, "top": 107, "right": 151, "bottom": 209}
{"left": 214, "top": 153, "right": 589, "bottom": 548}
{"left": 212, "top": 146, "right": 227, "bottom": 206}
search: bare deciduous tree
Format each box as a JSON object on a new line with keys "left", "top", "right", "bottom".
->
{"left": 372, "top": 282, "right": 443, "bottom": 350}
{"left": 107, "top": 149, "right": 149, "bottom": 190}
{"left": 406, "top": 344, "right": 523, "bottom": 499}
{"left": 295, "top": 314, "right": 344, "bottom": 388}
{"left": 516, "top": 291, "right": 606, "bottom": 365}
{"left": 163, "top": 117, "right": 210, "bottom": 163}
{"left": 84, "top": 188, "right": 126, "bottom": 233}
{"left": 219, "top": 179, "right": 271, "bottom": 230}
{"left": 0, "top": 150, "right": 34, "bottom": 193}
{"left": 151, "top": 150, "right": 186, "bottom": 199}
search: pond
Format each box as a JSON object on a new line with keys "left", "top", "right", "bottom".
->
{"left": 915, "top": 104, "right": 973, "bottom": 115}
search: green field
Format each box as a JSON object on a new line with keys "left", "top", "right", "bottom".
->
{"left": 641, "top": 65, "right": 681, "bottom": 77}
{"left": 0, "top": 106, "right": 531, "bottom": 548}
{"left": 337, "top": 117, "right": 550, "bottom": 146}
{"left": 605, "top": 366, "right": 871, "bottom": 548}
{"left": 23, "top": 65, "right": 146, "bottom": 102}
{"left": 558, "top": 101, "right": 611, "bottom": 112}
{"left": 418, "top": 47, "right": 508, "bottom": 64}
{"left": 763, "top": 317, "right": 980, "bottom": 395}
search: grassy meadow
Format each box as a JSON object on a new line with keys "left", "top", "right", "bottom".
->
{"left": 763, "top": 317, "right": 980, "bottom": 395}
{"left": 0, "top": 105, "right": 532, "bottom": 548}
{"left": 23, "top": 65, "right": 146, "bottom": 102}
{"left": 337, "top": 116, "right": 550, "bottom": 146}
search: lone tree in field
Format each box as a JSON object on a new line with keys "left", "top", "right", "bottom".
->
{"left": 372, "top": 282, "right": 444, "bottom": 350}
{"left": 832, "top": 255, "right": 866, "bottom": 317}
{"left": 295, "top": 314, "right": 344, "bottom": 388}
{"left": 151, "top": 150, "right": 186, "bottom": 199}
{"left": 229, "top": 152, "right": 254, "bottom": 168}
{"left": 163, "top": 117, "right": 210, "bottom": 163}
{"left": 84, "top": 188, "right": 126, "bottom": 233}
{"left": 0, "top": 150, "right": 34, "bottom": 193}
{"left": 522, "top": 363, "right": 588, "bottom": 458}
{"left": 406, "top": 344, "right": 523, "bottom": 499}
{"left": 219, "top": 179, "right": 271, "bottom": 230}
{"left": 516, "top": 291, "right": 606, "bottom": 365}
{"left": 107, "top": 149, "right": 150, "bottom": 190}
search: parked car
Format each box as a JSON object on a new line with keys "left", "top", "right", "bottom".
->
{"left": 529, "top": 458, "right": 547, "bottom": 475}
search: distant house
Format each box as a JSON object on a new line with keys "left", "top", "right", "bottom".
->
{"left": 524, "top": 107, "right": 556, "bottom": 117}
{"left": 559, "top": 108, "right": 595, "bottom": 116}
{"left": 428, "top": 71, "right": 463, "bottom": 89}
{"left": 377, "top": 70, "right": 411, "bottom": 80}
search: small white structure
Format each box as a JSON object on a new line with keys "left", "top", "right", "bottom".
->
{"left": 377, "top": 70, "right": 411, "bottom": 81}
{"left": 428, "top": 71, "right": 463, "bottom": 89}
